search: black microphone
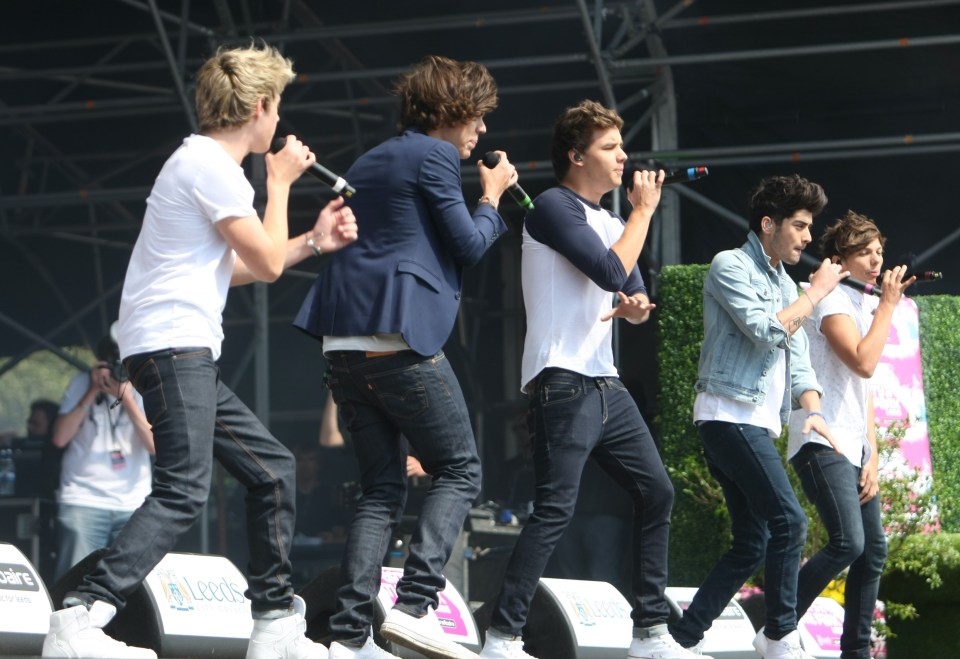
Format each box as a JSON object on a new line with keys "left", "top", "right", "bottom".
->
{"left": 663, "top": 166, "right": 709, "bottom": 185}
{"left": 270, "top": 138, "right": 355, "bottom": 198}
{"left": 626, "top": 165, "right": 708, "bottom": 191}
{"left": 840, "top": 277, "right": 881, "bottom": 297}
{"left": 901, "top": 270, "right": 943, "bottom": 282}
{"left": 841, "top": 271, "right": 943, "bottom": 297}
{"left": 482, "top": 151, "right": 534, "bottom": 212}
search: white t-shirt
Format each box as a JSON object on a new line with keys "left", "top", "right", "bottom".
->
{"left": 520, "top": 187, "right": 646, "bottom": 390}
{"left": 58, "top": 372, "right": 152, "bottom": 511}
{"left": 117, "top": 135, "right": 256, "bottom": 361}
{"left": 788, "top": 286, "right": 876, "bottom": 465}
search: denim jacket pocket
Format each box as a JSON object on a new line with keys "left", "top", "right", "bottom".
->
{"left": 749, "top": 275, "right": 773, "bottom": 301}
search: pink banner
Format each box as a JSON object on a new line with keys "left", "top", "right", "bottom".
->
{"left": 870, "top": 296, "right": 932, "bottom": 479}
{"left": 376, "top": 567, "right": 472, "bottom": 639}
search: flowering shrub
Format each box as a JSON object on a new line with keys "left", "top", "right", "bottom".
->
{"left": 870, "top": 602, "right": 888, "bottom": 659}
{"left": 819, "top": 577, "right": 845, "bottom": 607}
{"left": 877, "top": 420, "right": 958, "bottom": 621}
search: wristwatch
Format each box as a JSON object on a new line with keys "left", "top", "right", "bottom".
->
{"left": 305, "top": 233, "right": 323, "bottom": 258}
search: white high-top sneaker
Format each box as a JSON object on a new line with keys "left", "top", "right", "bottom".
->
{"left": 755, "top": 630, "right": 815, "bottom": 659}
{"left": 628, "top": 631, "right": 715, "bottom": 659}
{"left": 479, "top": 630, "right": 535, "bottom": 658}
{"left": 42, "top": 600, "right": 157, "bottom": 658}
{"left": 380, "top": 606, "right": 479, "bottom": 659}
{"left": 246, "top": 595, "right": 329, "bottom": 659}
{"left": 329, "top": 635, "right": 401, "bottom": 658}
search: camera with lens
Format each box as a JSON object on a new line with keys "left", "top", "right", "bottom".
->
{"left": 97, "top": 332, "right": 127, "bottom": 383}
{"left": 106, "top": 359, "right": 128, "bottom": 383}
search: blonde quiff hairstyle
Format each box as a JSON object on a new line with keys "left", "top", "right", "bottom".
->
{"left": 394, "top": 55, "right": 498, "bottom": 132}
{"left": 195, "top": 42, "right": 295, "bottom": 133}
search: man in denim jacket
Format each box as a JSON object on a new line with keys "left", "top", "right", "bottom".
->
{"left": 668, "top": 175, "right": 847, "bottom": 659}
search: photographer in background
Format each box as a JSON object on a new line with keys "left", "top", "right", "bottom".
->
{"left": 52, "top": 325, "right": 154, "bottom": 579}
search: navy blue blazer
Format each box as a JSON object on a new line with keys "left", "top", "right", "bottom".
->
{"left": 294, "top": 128, "right": 508, "bottom": 356}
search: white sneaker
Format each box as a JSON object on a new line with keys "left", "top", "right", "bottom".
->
{"left": 329, "top": 636, "right": 400, "bottom": 658}
{"left": 756, "top": 630, "right": 815, "bottom": 659}
{"left": 628, "top": 632, "right": 714, "bottom": 659}
{"left": 479, "top": 631, "right": 535, "bottom": 658}
{"left": 753, "top": 628, "right": 768, "bottom": 655}
{"left": 42, "top": 600, "right": 157, "bottom": 658}
{"left": 379, "top": 606, "right": 479, "bottom": 659}
{"left": 689, "top": 639, "right": 709, "bottom": 656}
{"left": 246, "top": 595, "right": 329, "bottom": 659}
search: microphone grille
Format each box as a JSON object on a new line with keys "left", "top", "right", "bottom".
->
{"left": 481, "top": 151, "right": 501, "bottom": 169}
{"left": 269, "top": 137, "right": 286, "bottom": 154}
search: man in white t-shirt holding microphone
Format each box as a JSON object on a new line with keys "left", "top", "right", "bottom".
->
{"left": 42, "top": 43, "right": 357, "bottom": 659}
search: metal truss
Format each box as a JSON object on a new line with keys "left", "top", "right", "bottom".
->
{"left": 3, "top": 0, "right": 960, "bottom": 452}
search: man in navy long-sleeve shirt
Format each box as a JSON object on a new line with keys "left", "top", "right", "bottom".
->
{"left": 479, "top": 101, "right": 706, "bottom": 659}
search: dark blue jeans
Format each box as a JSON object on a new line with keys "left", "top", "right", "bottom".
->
{"left": 670, "top": 421, "right": 807, "bottom": 646}
{"left": 67, "top": 348, "right": 297, "bottom": 617}
{"left": 792, "top": 444, "right": 887, "bottom": 659}
{"left": 324, "top": 350, "right": 481, "bottom": 645}
{"left": 489, "top": 368, "right": 674, "bottom": 636}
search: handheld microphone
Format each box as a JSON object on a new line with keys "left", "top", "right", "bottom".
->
{"left": 840, "top": 277, "right": 881, "bottom": 297}
{"left": 626, "top": 165, "right": 708, "bottom": 191}
{"left": 482, "top": 151, "right": 534, "bottom": 212}
{"left": 841, "top": 271, "right": 943, "bottom": 297}
{"left": 270, "top": 138, "right": 355, "bottom": 198}
{"left": 901, "top": 270, "right": 943, "bottom": 282}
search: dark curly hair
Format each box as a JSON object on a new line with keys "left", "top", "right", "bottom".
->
{"left": 748, "top": 175, "right": 827, "bottom": 233}
{"left": 818, "top": 210, "right": 885, "bottom": 261}
{"left": 394, "top": 55, "right": 498, "bottom": 131}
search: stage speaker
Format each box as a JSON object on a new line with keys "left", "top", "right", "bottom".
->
{"left": 475, "top": 578, "right": 633, "bottom": 658}
{"left": 665, "top": 587, "right": 758, "bottom": 659}
{"left": 462, "top": 522, "right": 521, "bottom": 606}
{"left": 0, "top": 542, "right": 53, "bottom": 656}
{"left": 51, "top": 549, "right": 253, "bottom": 657}
{"left": 299, "top": 565, "right": 481, "bottom": 658}
{"left": 797, "top": 596, "right": 845, "bottom": 658}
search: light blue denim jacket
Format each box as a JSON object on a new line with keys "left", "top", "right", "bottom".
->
{"left": 695, "top": 232, "right": 822, "bottom": 424}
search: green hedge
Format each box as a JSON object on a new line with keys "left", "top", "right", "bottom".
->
{"left": 880, "top": 533, "right": 960, "bottom": 658}
{"left": 915, "top": 296, "right": 960, "bottom": 531}
{"left": 657, "top": 264, "right": 729, "bottom": 585}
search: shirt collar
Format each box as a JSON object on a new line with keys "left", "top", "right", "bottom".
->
{"left": 743, "top": 231, "right": 783, "bottom": 278}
